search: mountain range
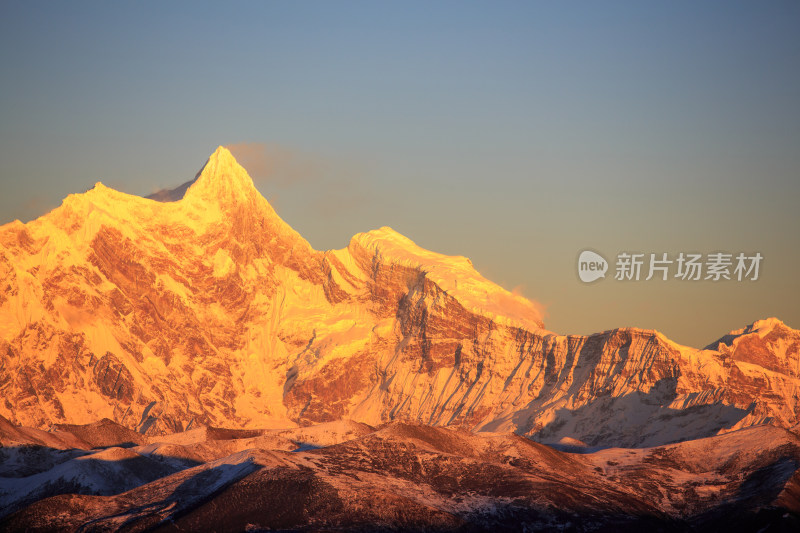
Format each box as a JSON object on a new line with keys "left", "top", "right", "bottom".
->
{"left": 1, "top": 146, "right": 798, "bottom": 530}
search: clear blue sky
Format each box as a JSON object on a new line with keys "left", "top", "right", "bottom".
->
{"left": 1, "top": 1, "right": 798, "bottom": 346}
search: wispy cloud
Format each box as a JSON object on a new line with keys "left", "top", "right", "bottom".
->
{"left": 226, "top": 142, "right": 372, "bottom": 215}
{"left": 512, "top": 284, "right": 548, "bottom": 326}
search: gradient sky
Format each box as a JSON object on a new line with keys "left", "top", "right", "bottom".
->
{"left": 1, "top": 1, "right": 798, "bottom": 347}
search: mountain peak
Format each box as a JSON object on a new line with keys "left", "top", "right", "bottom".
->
{"left": 349, "top": 226, "right": 545, "bottom": 330}
{"left": 183, "top": 146, "right": 259, "bottom": 206}
{"left": 208, "top": 145, "right": 238, "bottom": 167}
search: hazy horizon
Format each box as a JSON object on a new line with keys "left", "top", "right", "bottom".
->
{"left": 1, "top": 1, "right": 798, "bottom": 347}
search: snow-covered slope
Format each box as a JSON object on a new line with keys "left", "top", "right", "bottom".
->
{"left": 2, "top": 418, "right": 798, "bottom": 531}
{"left": 0, "top": 147, "right": 798, "bottom": 448}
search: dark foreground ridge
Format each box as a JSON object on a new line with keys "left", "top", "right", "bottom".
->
{"left": 1, "top": 416, "right": 799, "bottom": 532}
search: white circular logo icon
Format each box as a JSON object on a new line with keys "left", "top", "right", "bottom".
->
{"left": 578, "top": 250, "right": 608, "bottom": 283}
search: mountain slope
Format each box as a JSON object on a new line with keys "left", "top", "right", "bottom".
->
{"left": 0, "top": 147, "right": 797, "bottom": 448}
{"left": 2, "top": 419, "right": 799, "bottom": 532}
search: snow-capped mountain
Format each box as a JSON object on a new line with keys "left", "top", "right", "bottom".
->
{"left": 0, "top": 147, "right": 797, "bottom": 449}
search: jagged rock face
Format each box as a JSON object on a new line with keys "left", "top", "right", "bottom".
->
{"left": 0, "top": 147, "right": 798, "bottom": 447}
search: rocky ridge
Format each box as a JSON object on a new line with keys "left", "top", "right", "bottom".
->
{"left": 1, "top": 416, "right": 798, "bottom": 532}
